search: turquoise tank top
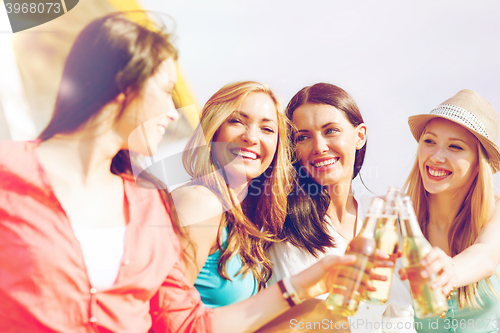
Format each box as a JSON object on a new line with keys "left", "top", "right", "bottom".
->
{"left": 415, "top": 265, "right": 500, "bottom": 333}
{"left": 194, "top": 227, "right": 258, "bottom": 308}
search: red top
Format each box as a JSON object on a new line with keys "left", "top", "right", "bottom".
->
{"left": 0, "top": 141, "right": 213, "bottom": 333}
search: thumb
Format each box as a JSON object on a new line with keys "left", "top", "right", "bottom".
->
{"left": 322, "top": 254, "right": 356, "bottom": 269}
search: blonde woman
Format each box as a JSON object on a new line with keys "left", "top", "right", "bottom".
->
{"left": 404, "top": 89, "right": 500, "bottom": 332}
{"left": 172, "top": 81, "right": 292, "bottom": 307}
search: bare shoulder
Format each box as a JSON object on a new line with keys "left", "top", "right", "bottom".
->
{"left": 495, "top": 193, "right": 500, "bottom": 204}
{"left": 172, "top": 185, "right": 223, "bottom": 226}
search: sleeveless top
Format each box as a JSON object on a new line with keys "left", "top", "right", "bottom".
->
{"left": 415, "top": 265, "right": 500, "bottom": 333}
{"left": 194, "top": 227, "right": 258, "bottom": 308}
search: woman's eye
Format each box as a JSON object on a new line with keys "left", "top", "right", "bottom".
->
{"left": 423, "top": 139, "right": 434, "bottom": 144}
{"left": 228, "top": 118, "right": 242, "bottom": 124}
{"left": 262, "top": 127, "right": 275, "bottom": 134}
{"left": 295, "top": 135, "right": 307, "bottom": 143}
{"left": 450, "top": 145, "right": 463, "bottom": 150}
{"left": 325, "top": 128, "right": 339, "bottom": 135}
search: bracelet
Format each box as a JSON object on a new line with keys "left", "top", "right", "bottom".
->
{"left": 283, "top": 276, "right": 303, "bottom": 305}
{"left": 277, "top": 279, "right": 295, "bottom": 307}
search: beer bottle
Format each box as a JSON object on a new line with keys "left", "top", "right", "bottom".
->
{"left": 326, "top": 197, "right": 384, "bottom": 316}
{"left": 366, "top": 187, "right": 401, "bottom": 304}
{"left": 400, "top": 196, "right": 448, "bottom": 318}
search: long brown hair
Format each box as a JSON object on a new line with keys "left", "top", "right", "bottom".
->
{"left": 405, "top": 136, "right": 499, "bottom": 309}
{"left": 38, "top": 13, "right": 186, "bottom": 241}
{"left": 280, "top": 83, "right": 367, "bottom": 257}
{"left": 182, "top": 81, "right": 292, "bottom": 288}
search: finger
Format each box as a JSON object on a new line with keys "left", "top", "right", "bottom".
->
{"left": 399, "top": 268, "right": 408, "bottom": 280}
{"left": 429, "top": 270, "right": 449, "bottom": 290}
{"left": 375, "top": 249, "right": 389, "bottom": 260}
{"left": 420, "top": 247, "right": 442, "bottom": 266}
{"left": 430, "top": 266, "right": 454, "bottom": 291}
{"left": 425, "top": 258, "right": 449, "bottom": 276}
{"left": 366, "top": 280, "right": 376, "bottom": 292}
{"left": 322, "top": 254, "right": 356, "bottom": 269}
{"left": 369, "top": 271, "right": 388, "bottom": 281}
{"left": 373, "top": 260, "right": 395, "bottom": 268}
{"left": 442, "top": 281, "right": 456, "bottom": 296}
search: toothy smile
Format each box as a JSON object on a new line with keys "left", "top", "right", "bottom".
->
{"left": 427, "top": 166, "right": 452, "bottom": 178}
{"left": 312, "top": 157, "right": 339, "bottom": 168}
{"left": 230, "top": 148, "right": 259, "bottom": 160}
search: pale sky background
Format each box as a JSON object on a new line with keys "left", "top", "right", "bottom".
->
{"left": 141, "top": 0, "right": 500, "bottom": 194}
{"left": 0, "top": 0, "right": 499, "bottom": 194}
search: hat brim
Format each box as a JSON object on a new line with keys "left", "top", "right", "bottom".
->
{"left": 408, "top": 114, "right": 500, "bottom": 173}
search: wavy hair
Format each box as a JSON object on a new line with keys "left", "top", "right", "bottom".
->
{"left": 405, "top": 137, "right": 499, "bottom": 309}
{"left": 182, "top": 81, "right": 292, "bottom": 288}
{"left": 279, "top": 83, "right": 367, "bottom": 257}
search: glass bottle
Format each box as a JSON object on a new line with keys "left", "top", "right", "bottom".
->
{"left": 366, "top": 187, "right": 401, "bottom": 304}
{"left": 326, "top": 197, "right": 384, "bottom": 316}
{"left": 400, "top": 196, "right": 448, "bottom": 318}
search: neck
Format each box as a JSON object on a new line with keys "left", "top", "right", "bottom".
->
{"left": 325, "top": 180, "right": 355, "bottom": 223}
{"left": 38, "top": 128, "right": 123, "bottom": 186}
{"left": 216, "top": 170, "right": 250, "bottom": 204}
{"left": 231, "top": 182, "right": 250, "bottom": 204}
{"left": 427, "top": 189, "right": 469, "bottom": 231}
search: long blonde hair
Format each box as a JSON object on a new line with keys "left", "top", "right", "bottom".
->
{"left": 405, "top": 137, "right": 499, "bottom": 309}
{"left": 182, "top": 81, "right": 292, "bottom": 288}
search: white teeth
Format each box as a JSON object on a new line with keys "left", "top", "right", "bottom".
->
{"left": 313, "top": 158, "right": 337, "bottom": 168}
{"left": 231, "top": 149, "right": 258, "bottom": 159}
{"left": 428, "top": 167, "right": 450, "bottom": 177}
{"left": 239, "top": 151, "right": 257, "bottom": 159}
{"left": 158, "top": 125, "right": 166, "bottom": 135}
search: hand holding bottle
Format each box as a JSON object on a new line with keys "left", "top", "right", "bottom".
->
{"left": 399, "top": 196, "right": 448, "bottom": 318}
{"left": 326, "top": 197, "right": 384, "bottom": 316}
{"left": 293, "top": 254, "right": 358, "bottom": 300}
{"left": 399, "top": 246, "right": 457, "bottom": 297}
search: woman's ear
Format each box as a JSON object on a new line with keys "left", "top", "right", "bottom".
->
{"left": 115, "top": 92, "right": 126, "bottom": 105}
{"left": 355, "top": 123, "right": 367, "bottom": 150}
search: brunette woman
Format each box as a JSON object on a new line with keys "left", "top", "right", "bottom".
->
{"left": 0, "top": 14, "right": 355, "bottom": 333}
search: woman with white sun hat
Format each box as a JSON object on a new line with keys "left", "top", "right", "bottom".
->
{"left": 403, "top": 89, "right": 500, "bottom": 332}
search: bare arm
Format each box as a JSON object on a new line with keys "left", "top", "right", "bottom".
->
{"left": 172, "top": 185, "right": 223, "bottom": 284}
{"left": 450, "top": 194, "right": 500, "bottom": 285}
{"left": 212, "top": 255, "right": 356, "bottom": 333}
{"left": 401, "top": 194, "right": 500, "bottom": 294}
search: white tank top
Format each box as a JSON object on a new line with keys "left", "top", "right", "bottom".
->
{"left": 73, "top": 225, "right": 127, "bottom": 290}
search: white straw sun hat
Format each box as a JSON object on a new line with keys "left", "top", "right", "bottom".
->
{"left": 408, "top": 89, "right": 500, "bottom": 173}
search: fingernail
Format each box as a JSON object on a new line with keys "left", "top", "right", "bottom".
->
{"left": 421, "top": 270, "right": 429, "bottom": 278}
{"left": 420, "top": 259, "right": 427, "bottom": 265}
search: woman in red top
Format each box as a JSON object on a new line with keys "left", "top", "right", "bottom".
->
{"left": 0, "top": 12, "right": 355, "bottom": 333}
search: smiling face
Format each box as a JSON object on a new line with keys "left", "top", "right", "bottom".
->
{"left": 213, "top": 92, "right": 279, "bottom": 182}
{"left": 292, "top": 103, "right": 366, "bottom": 187}
{"left": 118, "top": 57, "right": 179, "bottom": 155}
{"left": 418, "top": 118, "right": 479, "bottom": 196}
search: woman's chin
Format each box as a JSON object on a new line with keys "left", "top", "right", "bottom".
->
{"left": 128, "top": 145, "right": 158, "bottom": 157}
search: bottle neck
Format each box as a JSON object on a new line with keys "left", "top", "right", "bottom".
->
{"left": 400, "top": 216, "right": 424, "bottom": 237}
{"left": 358, "top": 213, "right": 379, "bottom": 239}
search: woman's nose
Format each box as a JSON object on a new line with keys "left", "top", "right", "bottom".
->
{"left": 241, "top": 126, "right": 258, "bottom": 144}
{"left": 430, "top": 147, "right": 446, "bottom": 163}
